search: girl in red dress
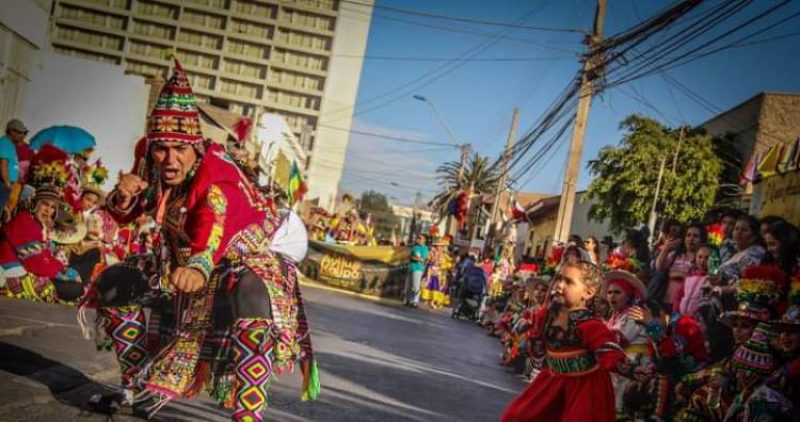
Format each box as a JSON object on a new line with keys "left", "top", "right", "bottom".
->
{"left": 500, "top": 261, "right": 647, "bottom": 422}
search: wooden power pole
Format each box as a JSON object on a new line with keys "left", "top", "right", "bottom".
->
{"left": 487, "top": 108, "right": 520, "bottom": 251}
{"left": 553, "top": 0, "right": 607, "bottom": 244}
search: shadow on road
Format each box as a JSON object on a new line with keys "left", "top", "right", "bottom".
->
{"left": 0, "top": 342, "right": 218, "bottom": 421}
{"left": 0, "top": 341, "right": 113, "bottom": 410}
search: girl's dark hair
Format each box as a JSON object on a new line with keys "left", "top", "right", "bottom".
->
{"left": 737, "top": 214, "right": 763, "bottom": 246}
{"left": 625, "top": 229, "right": 650, "bottom": 263}
{"left": 763, "top": 221, "right": 800, "bottom": 275}
{"left": 676, "top": 222, "right": 708, "bottom": 256}
{"left": 760, "top": 215, "right": 787, "bottom": 230}
{"left": 642, "top": 299, "right": 663, "bottom": 318}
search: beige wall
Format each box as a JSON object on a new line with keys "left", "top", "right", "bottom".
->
{"left": 755, "top": 94, "right": 800, "bottom": 154}
{"left": 701, "top": 94, "right": 762, "bottom": 160}
{"left": 702, "top": 92, "right": 800, "bottom": 159}
{"left": 309, "top": 0, "right": 373, "bottom": 210}
{"left": 20, "top": 52, "right": 149, "bottom": 189}
{"left": 522, "top": 212, "right": 558, "bottom": 258}
{"left": 0, "top": 0, "right": 51, "bottom": 123}
{"left": 570, "top": 192, "right": 614, "bottom": 242}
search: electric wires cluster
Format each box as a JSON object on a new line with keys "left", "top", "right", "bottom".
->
{"left": 494, "top": 0, "right": 800, "bottom": 191}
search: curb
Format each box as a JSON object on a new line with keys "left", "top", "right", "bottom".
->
{"left": 298, "top": 276, "right": 402, "bottom": 306}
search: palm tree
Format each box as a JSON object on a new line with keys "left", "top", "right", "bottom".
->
{"left": 429, "top": 152, "right": 501, "bottom": 219}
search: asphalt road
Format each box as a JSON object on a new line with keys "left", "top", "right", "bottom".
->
{"left": 0, "top": 283, "right": 522, "bottom": 421}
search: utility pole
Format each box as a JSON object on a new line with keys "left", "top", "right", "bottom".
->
{"left": 553, "top": 0, "right": 607, "bottom": 244}
{"left": 647, "top": 156, "right": 668, "bottom": 244}
{"left": 487, "top": 108, "right": 520, "bottom": 252}
{"left": 408, "top": 190, "right": 422, "bottom": 244}
{"left": 670, "top": 126, "right": 686, "bottom": 173}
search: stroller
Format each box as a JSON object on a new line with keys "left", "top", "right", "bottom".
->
{"left": 451, "top": 265, "right": 486, "bottom": 321}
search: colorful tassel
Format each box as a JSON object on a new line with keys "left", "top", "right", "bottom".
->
{"left": 301, "top": 359, "right": 321, "bottom": 401}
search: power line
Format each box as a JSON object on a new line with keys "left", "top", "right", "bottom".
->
{"left": 337, "top": 7, "right": 581, "bottom": 54}
{"left": 319, "top": 5, "right": 550, "bottom": 123}
{"left": 338, "top": 0, "right": 587, "bottom": 34}
{"left": 330, "top": 54, "right": 575, "bottom": 62}
{"left": 604, "top": 1, "right": 795, "bottom": 89}
{"left": 319, "top": 124, "right": 458, "bottom": 147}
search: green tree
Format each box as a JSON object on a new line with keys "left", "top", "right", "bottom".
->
{"left": 429, "top": 152, "right": 500, "bottom": 219}
{"left": 358, "top": 190, "right": 398, "bottom": 240}
{"left": 585, "top": 115, "right": 724, "bottom": 233}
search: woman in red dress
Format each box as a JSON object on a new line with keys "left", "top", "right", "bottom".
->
{"left": 501, "top": 261, "right": 647, "bottom": 422}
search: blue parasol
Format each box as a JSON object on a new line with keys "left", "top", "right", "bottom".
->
{"left": 29, "top": 125, "right": 96, "bottom": 154}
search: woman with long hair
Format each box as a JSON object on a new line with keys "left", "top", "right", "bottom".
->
{"left": 763, "top": 220, "right": 799, "bottom": 277}
{"left": 717, "top": 215, "right": 765, "bottom": 283}
{"left": 584, "top": 236, "right": 601, "bottom": 265}
{"left": 655, "top": 222, "right": 707, "bottom": 312}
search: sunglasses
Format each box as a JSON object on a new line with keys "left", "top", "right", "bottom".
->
{"left": 12, "top": 129, "right": 28, "bottom": 135}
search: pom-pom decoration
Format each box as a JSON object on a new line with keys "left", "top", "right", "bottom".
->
{"left": 606, "top": 250, "right": 644, "bottom": 273}
{"left": 706, "top": 222, "right": 724, "bottom": 247}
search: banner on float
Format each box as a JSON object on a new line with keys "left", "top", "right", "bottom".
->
{"left": 300, "top": 241, "right": 410, "bottom": 297}
{"left": 751, "top": 171, "right": 800, "bottom": 226}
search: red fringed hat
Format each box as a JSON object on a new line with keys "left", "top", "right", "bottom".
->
{"left": 603, "top": 270, "right": 646, "bottom": 301}
{"left": 146, "top": 59, "right": 203, "bottom": 148}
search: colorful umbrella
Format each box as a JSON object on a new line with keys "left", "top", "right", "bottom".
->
{"left": 29, "top": 125, "right": 96, "bottom": 154}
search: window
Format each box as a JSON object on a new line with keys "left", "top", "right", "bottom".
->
{"left": 272, "top": 48, "right": 327, "bottom": 71}
{"left": 54, "top": 26, "right": 124, "bottom": 51}
{"left": 184, "top": 0, "right": 226, "bottom": 8}
{"left": 177, "top": 30, "right": 221, "bottom": 49}
{"left": 230, "top": 18, "right": 273, "bottom": 39}
{"left": 267, "top": 89, "right": 321, "bottom": 111}
{"left": 128, "top": 40, "right": 170, "bottom": 59}
{"left": 182, "top": 9, "right": 226, "bottom": 30}
{"left": 131, "top": 20, "right": 175, "bottom": 39}
{"left": 223, "top": 59, "right": 265, "bottom": 79}
{"left": 53, "top": 45, "right": 120, "bottom": 65}
{"left": 58, "top": 5, "right": 126, "bottom": 30}
{"left": 276, "top": 29, "right": 331, "bottom": 51}
{"left": 135, "top": 1, "right": 178, "bottom": 20}
{"left": 265, "top": 109, "right": 317, "bottom": 132}
{"left": 232, "top": 0, "right": 277, "bottom": 19}
{"left": 280, "top": 9, "right": 334, "bottom": 31}
{"left": 125, "top": 59, "right": 167, "bottom": 77}
{"left": 279, "top": 0, "right": 336, "bottom": 12}
{"left": 79, "top": 0, "right": 129, "bottom": 10}
{"left": 185, "top": 71, "right": 215, "bottom": 90}
{"left": 220, "top": 79, "right": 262, "bottom": 98}
{"left": 225, "top": 38, "right": 269, "bottom": 60}
{"left": 268, "top": 69, "right": 322, "bottom": 91}
{"left": 194, "top": 93, "right": 211, "bottom": 104}
{"left": 175, "top": 50, "right": 218, "bottom": 70}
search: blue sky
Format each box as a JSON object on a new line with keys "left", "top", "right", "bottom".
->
{"left": 332, "top": 0, "right": 800, "bottom": 206}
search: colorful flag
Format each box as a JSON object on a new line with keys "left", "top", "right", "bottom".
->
{"left": 232, "top": 117, "right": 253, "bottom": 145}
{"left": 739, "top": 151, "right": 761, "bottom": 185}
{"left": 779, "top": 138, "right": 800, "bottom": 174}
{"left": 509, "top": 194, "right": 528, "bottom": 221}
{"left": 287, "top": 161, "right": 307, "bottom": 205}
{"left": 756, "top": 143, "right": 782, "bottom": 181}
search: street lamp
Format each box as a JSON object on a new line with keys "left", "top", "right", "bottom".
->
{"left": 412, "top": 94, "right": 471, "bottom": 181}
{"left": 412, "top": 94, "right": 472, "bottom": 239}
{"left": 412, "top": 94, "right": 460, "bottom": 147}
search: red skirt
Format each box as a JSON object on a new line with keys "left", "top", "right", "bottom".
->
{"left": 500, "top": 367, "right": 616, "bottom": 422}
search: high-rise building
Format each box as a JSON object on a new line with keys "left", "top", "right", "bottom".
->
{"left": 48, "top": 0, "right": 372, "bottom": 209}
